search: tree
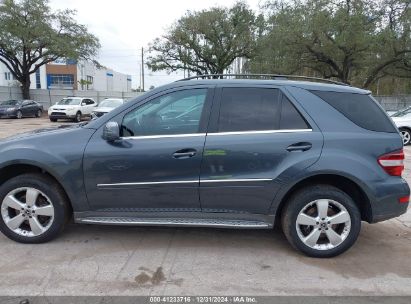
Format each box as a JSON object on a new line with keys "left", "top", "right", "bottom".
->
{"left": 147, "top": 2, "right": 257, "bottom": 76}
{"left": 362, "top": 0, "right": 411, "bottom": 88}
{"left": 251, "top": 0, "right": 411, "bottom": 88}
{"left": 0, "top": 0, "right": 100, "bottom": 99}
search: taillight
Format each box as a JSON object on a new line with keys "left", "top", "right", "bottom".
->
{"left": 378, "top": 149, "right": 405, "bottom": 177}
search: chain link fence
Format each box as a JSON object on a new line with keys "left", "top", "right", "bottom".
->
{"left": 374, "top": 95, "right": 411, "bottom": 112}
{"left": 0, "top": 86, "right": 143, "bottom": 110}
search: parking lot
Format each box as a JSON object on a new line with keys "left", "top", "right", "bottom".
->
{"left": 0, "top": 117, "right": 410, "bottom": 296}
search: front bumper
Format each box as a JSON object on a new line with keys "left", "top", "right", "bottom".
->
{"left": 369, "top": 178, "right": 410, "bottom": 223}
{"left": 0, "top": 109, "right": 17, "bottom": 118}
{"left": 48, "top": 112, "right": 76, "bottom": 119}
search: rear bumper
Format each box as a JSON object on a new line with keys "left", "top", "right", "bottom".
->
{"left": 368, "top": 178, "right": 410, "bottom": 223}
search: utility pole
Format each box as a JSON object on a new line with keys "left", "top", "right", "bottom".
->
{"left": 141, "top": 47, "right": 145, "bottom": 92}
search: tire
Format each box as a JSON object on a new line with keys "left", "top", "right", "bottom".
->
{"left": 50, "top": 118, "right": 57, "bottom": 122}
{"left": 16, "top": 110, "right": 22, "bottom": 119}
{"left": 74, "top": 112, "right": 82, "bottom": 123}
{"left": 281, "top": 185, "right": 361, "bottom": 258}
{"left": 0, "top": 173, "right": 71, "bottom": 243}
{"left": 35, "top": 109, "right": 42, "bottom": 118}
{"left": 399, "top": 128, "right": 411, "bottom": 146}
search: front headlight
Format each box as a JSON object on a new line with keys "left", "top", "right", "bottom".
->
{"left": 65, "top": 107, "right": 75, "bottom": 111}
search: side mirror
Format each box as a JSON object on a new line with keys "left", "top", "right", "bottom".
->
{"left": 81, "top": 102, "right": 86, "bottom": 106}
{"left": 102, "top": 121, "right": 120, "bottom": 142}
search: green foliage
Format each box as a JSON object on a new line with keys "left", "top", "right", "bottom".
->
{"left": 147, "top": 1, "right": 258, "bottom": 75}
{"left": 250, "top": 0, "right": 411, "bottom": 88}
{"left": 0, "top": 0, "right": 100, "bottom": 98}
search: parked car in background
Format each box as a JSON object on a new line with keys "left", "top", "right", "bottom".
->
{"left": 48, "top": 97, "right": 97, "bottom": 122}
{"left": 0, "top": 100, "right": 43, "bottom": 119}
{"left": 390, "top": 106, "right": 411, "bottom": 117}
{"left": 0, "top": 75, "right": 408, "bottom": 258}
{"left": 391, "top": 108, "right": 411, "bottom": 145}
{"left": 92, "top": 98, "right": 125, "bottom": 118}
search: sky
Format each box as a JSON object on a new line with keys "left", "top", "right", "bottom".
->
{"left": 49, "top": 0, "right": 263, "bottom": 90}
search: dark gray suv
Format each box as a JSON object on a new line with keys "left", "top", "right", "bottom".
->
{"left": 0, "top": 75, "right": 409, "bottom": 258}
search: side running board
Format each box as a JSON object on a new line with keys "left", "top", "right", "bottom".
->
{"left": 76, "top": 217, "right": 272, "bottom": 229}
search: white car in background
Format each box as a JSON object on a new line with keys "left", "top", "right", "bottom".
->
{"left": 48, "top": 97, "right": 97, "bottom": 122}
{"left": 92, "top": 98, "right": 125, "bottom": 118}
{"left": 391, "top": 108, "right": 411, "bottom": 145}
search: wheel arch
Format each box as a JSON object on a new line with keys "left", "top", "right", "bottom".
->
{"left": 274, "top": 173, "right": 373, "bottom": 224}
{"left": 0, "top": 163, "right": 73, "bottom": 213}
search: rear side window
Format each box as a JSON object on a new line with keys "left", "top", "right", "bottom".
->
{"left": 310, "top": 91, "right": 396, "bottom": 133}
{"left": 280, "top": 96, "right": 309, "bottom": 129}
{"left": 218, "top": 88, "right": 281, "bottom": 132}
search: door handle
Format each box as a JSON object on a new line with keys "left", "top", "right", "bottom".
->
{"left": 173, "top": 148, "right": 197, "bottom": 159}
{"left": 286, "top": 142, "right": 312, "bottom": 152}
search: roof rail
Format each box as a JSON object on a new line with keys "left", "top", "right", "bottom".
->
{"left": 176, "top": 74, "right": 349, "bottom": 86}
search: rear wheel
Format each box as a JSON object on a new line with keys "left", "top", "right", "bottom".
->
{"left": 399, "top": 128, "right": 411, "bottom": 145}
{"left": 35, "top": 109, "right": 42, "bottom": 118}
{"left": 49, "top": 118, "right": 57, "bottom": 122}
{"left": 281, "top": 185, "right": 361, "bottom": 258}
{"left": 0, "top": 174, "right": 70, "bottom": 243}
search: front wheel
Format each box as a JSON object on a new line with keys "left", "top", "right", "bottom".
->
{"left": 399, "top": 128, "right": 411, "bottom": 146}
{"left": 16, "top": 110, "right": 22, "bottom": 119}
{"left": 74, "top": 112, "right": 82, "bottom": 123}
{"left": 0, "top": 174, "right": 70, "bottom": 243}
{"left": 281, "top": 185, "right": 361, "bottom": 258}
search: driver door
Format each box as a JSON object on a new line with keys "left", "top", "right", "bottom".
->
{"left": 83, "top": 87, "right": 214, "bottom": 211}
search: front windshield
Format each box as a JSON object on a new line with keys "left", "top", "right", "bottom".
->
{"left": 99, "top": 99, "right": 123, "bottom": 108}
{"left": 392, "top": 107, "right": 411, "bottom": 117}
{"left": 0, "top": 100, "right": 19, "bottom": 106}
{"left": 57, "top": 98, "right": 80, "bottom": 105}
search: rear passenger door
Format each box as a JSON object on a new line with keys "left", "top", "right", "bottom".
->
{"left": 199, "top": 86, "right": 323, "bottom": 214}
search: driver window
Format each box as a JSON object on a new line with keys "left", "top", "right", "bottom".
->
{"left": 121, "top": 89, "right": 207, "bottom": 137}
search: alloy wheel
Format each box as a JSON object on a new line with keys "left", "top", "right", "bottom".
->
{"left": 295, "top": 199, "right": 351, "bottom": 251}
{"left": 400, "top": 130, "right": 410, "bottom": 145}
{"left": 1, "top": 187, "right": 55, "bottom": 237}
{"left": 16, "top": 111, "right": 22, "bottom": 119}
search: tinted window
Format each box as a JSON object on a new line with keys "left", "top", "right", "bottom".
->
{"left": 122, "top": 89, "right": 207, "bottom": 137}
{"left": 311, "top": 91, "right": 396, "bottom": 133}
{"left": 280, "top": 96, "right": 309, "bottom": 129}
{"left": 218, "top": 88, "right": 281, "bottom": 132}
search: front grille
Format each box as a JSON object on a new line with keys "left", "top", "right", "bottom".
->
{"left": 94, "top": 112, "right": 105, "bottom": 117}
{"left": 50, "top": 112, "right": 67, "bottom": 116}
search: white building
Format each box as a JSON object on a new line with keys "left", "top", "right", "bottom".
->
{"left": 0, "top": 59, "right": 132, "bottom": 92}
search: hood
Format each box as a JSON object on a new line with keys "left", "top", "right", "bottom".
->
{"left": 392, "top": 116, "right": 411, "bottom": 122}
{"left": 50, "top": 104, "right": 77, "bottom": 110}
{"left": 0, "top": 124, "right": 81, "bottom": 142}
{"left": 93, "top": 107, "right": 114, "bottom": 113}
{"left": 0, "top": 105, "right": 18, "bottom": 109}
